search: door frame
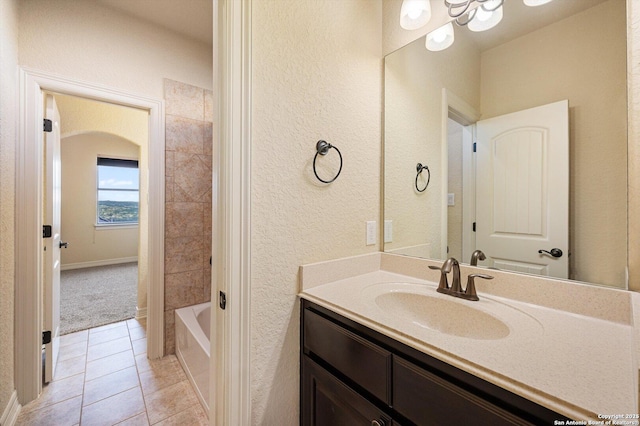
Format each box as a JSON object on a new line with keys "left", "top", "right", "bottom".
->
{"left": 15, "top": 68, "right": 165, "bottom": 404}
{"left": 214, "top": 0, "right": 252, "bottom": 423}
{"left": 441, "top": 89, "right": 480, "bottom": 261}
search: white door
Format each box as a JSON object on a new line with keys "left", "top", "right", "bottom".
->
{"left": 43, "top": 94, "right": 63, "bottom": 383}
{"left": 476, "top": 100, "right": 568, "bottom": 278}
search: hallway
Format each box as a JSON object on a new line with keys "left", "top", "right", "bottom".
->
{"left": 16, "top": 319, "right": 207, "bottom": 425}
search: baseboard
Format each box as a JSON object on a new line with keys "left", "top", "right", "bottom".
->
{"left": 0, "top": 391, "right": 21, "bottom": 426}
{"left": 61, "top": 257, "right": 138, "bottom": 271}
{"left": 135, "top": 306, "right": 147, "bottom": 320}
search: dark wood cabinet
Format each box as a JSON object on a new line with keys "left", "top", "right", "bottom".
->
{"left": 301, "top": 300, "right": 568, "bottom": 426}
{"left": 302, "top": 356, "right": 393, "bottom": 426}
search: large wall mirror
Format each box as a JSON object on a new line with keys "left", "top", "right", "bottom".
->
{"left": 383, "top": 0, "right": 627, "bottom": 288}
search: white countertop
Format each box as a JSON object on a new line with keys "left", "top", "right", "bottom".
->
{"left": 299, "top": 253, "right": 639, "bottom": 421}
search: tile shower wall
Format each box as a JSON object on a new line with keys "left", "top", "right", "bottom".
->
{"left": 164, "top": 79, "right": 213, "bottom": 354}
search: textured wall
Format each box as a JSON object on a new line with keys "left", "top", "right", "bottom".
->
{"left": 55, "top": 94, "right": 149, "bottom": 311}
{"left": 384, "top": 31, "right": 480, "bottom": 258}
{"left": 250, "top": 0, "right": 382, "bottom": 423}
{"left": 55, "top": 94, "right": 150, "bottom": 146}
{"left": 163, "top": 79, "right": 213, "bottom": 355}
{"left": 480, "top": 0, "right": 627, "bottom": 287}
{"left": 0, "top": 0, "right": 18, "bottom": 416}
{"left": 18, "top": 0, "right": 212, "bottom": 100}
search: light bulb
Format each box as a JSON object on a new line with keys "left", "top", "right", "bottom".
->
{"left": 476, "top": 7, "right": 492, "bottom": 22}
{"left": 426, "top": 22, "right": 455, "bottom": 52}
{"left": 400, "top": 0, "right": 432, "bottom": 30}
{"left": 524, "top": 0, "right": 553, "bottom": 6}
{"left": 408, "top": 8, "right": 422, "bottom": 19}
{"left": 468, "top": 4, "right": 503, "bottom": 32}
{"left": 433, "top": 29, "right": 447, "bottom": 43}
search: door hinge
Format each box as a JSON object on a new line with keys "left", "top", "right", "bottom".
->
{"left": 219, "top": 291, "right": 226, "bottom": 310}
{"left": 43, "top": 119, "right": 53, "bottom": 133}
{"left": 473, "top": 222, "right": 476, "bottom": 232}
{"left": 43, "top": 225, "right": 52, "bottom": 238}
{"left": 42, "top": 330, "right": 51, "bottom": 345}
{"left": 473, "top": 142, "right": 477, "bottom": 152}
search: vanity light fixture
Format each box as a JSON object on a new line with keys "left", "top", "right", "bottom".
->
{"left": 400, "top": 0, "right": 432, "bottom": 30}
{"left": 406, "top": 0, "right": 555, "bottom": 52}
{"left": 445, "top": 0, "right": 503, "bottom": 29}
{"left": 426, "top": 22, "right": 455, "bottom": 51}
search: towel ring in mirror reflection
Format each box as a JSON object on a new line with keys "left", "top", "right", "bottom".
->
{"left": 415, "top": 163, "right": 430, "bottom": 192}
{"left": 313, "top": 140, "right": 343, "bottom": 184}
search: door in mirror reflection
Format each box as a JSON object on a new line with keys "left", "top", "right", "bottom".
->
{"left": 475, "top": 100, "right": 569, "bottom": 278}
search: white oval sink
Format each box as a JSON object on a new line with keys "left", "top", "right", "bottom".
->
{"left": 375, "top": 291, "right": 510, "bottom": 340}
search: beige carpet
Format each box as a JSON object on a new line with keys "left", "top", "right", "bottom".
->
{"left": 60, "top": 262, "right": 138, "bottom": 335}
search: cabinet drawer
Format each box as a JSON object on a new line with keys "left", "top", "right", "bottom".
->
{"left": 393, "top": 357, "right": 532, "bottom": 426}
{"left": 304, "top": 308, "right": 391, "bottom": 404}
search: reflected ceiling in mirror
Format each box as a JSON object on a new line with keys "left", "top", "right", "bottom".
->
{"left": 383, "top": 0, "right": 627, "bottom": 288}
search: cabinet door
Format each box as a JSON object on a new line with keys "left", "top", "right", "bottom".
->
{"left": 302, "top": 356, "right": 393, "bottom": 426}
{"left": 393, "top": 357, "right": 532, "bottom": 426}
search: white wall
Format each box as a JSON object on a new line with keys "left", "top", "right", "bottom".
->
{"left": 18, "top": 0, "right": 212, "bottom": 99}
{"left": 0, "top": 0, "right": 18, "bottom": 417}
{"left": 250, "top": 0, "right": 382, "bottom": 422}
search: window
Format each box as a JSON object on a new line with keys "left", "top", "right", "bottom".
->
{"left": 97, "top": 157, "right": 140, "bottom": 224}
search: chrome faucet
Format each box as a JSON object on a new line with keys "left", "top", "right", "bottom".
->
{"left": 470, "top": 249, "right": 486, "bottom": 266}
{"left": 429, "top": 257, "right": 493, "bottom": 301}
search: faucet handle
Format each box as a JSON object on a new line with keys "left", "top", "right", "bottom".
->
{"left": 428, "top": 265, "right": 450, "bottom": 293}
{"left": 469, "top": 273, "right": 493, "bottom": 280}
{"left": 464, "top": 273, "right": 493, "bottom": 301}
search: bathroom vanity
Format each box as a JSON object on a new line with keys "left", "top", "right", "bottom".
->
{"left": 301, "top": 300, "right": 565, "bottom": 425}
{"left": 299, "top": 253, "right": 638, "bottom": 424}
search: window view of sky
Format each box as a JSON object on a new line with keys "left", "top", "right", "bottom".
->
{"left": 98, "top": 165, "right": 139, "bottom": 202}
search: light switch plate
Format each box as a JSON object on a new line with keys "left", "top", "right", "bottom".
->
{"left": 448, "top": 193, "right": 455, "bottom": 206}
{"left": 366, "top": 221, "right": 376, "bottom": 245}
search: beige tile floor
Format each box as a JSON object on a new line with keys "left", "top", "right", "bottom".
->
{"left": 16, "top": 318, "right": 208, "bottom": 426}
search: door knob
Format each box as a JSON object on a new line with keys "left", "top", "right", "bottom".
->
{"left": 59, "top": 241, "right": 69, "bottom": 249}
{"left": 538, "top": 248, "right": 562, "bottom": 258}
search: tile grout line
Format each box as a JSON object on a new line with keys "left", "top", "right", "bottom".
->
{"left": 78, "top": 331, "right": 89, "bottom": 425}
{"left": 128, "top": 319, "right": 150, "bottom": 425}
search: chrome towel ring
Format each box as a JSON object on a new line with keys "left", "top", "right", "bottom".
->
{"left": 415, "top": 162, "right": 430, "bottom": 192}
{"left": 313, "top": 140, "right": 343, "bottom": 184}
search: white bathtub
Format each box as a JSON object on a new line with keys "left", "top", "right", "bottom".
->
{"left": 175, "top": 302, "right": 210, "bottom": 417}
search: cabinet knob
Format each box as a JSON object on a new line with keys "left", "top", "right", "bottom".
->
{"left": 371, "top": 420, "right": 385, "bottom": 426}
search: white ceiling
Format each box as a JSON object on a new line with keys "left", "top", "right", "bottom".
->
{"left": 96, "top": 0, "right": 213, "bottom": 46}
{"left": 93, "top": 0, "right": 608, "bottom": 53}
